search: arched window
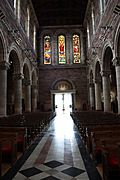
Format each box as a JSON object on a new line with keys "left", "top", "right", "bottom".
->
{"left": 58, "top": 35, "right": 66, "bottom": 64}
{"left": 99, "top": 0, "right": 105, "bottom": 15}
{"left": 26, "top": 7, "right": 30, "bottom": 38}
{"left": 73, "top": 35, "right": 80, "bottom": 63}
{"left": 87, "top": 24, "right": 90, "bottom": 48}
{"left": 14, "top": 0, "right": 20, "bottom": 22}
{"left": 44, "top": 36, "right": 51, "bottom": 64}
{"left": 91, "top": 5, "right": 95, "bottom": 35}
{"left": 33, "top": 25, "right": 36, "bottom": 51}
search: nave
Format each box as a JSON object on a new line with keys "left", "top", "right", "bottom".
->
{"left": 2, "top": 113, "right": 101, "bottom": 180}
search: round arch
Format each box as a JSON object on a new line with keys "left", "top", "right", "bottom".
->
{"left": 50, "top": 78, "right": 76, "bottom": 112}
{"left": 102, "top": 46, "right": 113, "bottom": 71}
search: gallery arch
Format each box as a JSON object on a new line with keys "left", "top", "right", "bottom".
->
{"left": 115, "top": 31, "right": 120, "bottom": 113}
{"left": 102, "top": 46, "right": 113, "bottom": 112}
{"left": 7, "top": 50, "right": 22, "bottom": 115}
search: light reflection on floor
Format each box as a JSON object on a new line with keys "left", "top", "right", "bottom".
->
{"left": 54, "top": 112, "right": 74, "bottom": 139}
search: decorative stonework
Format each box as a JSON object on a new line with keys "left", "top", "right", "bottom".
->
{"left": 23, "top": 79, "right": 31, "bottom": 86}
{"left": 13, "top": 73, "right": 24, "bottom": 80}
{"left": 113, "top": 57, "right": 120, "bottom": 66}
{"left": 0, "top": 61, "right": 10, "bottom": 70}
{"left": 101, "top": 70, "right": 111, "bottom": 77}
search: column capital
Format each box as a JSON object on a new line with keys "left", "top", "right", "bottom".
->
{"left": 113, "top": 57, "right": 120, "bottom": 66}
{"left": 13, "top": 73, "right": 24, "bottom": 80}
{"left": 101, "top": 70, "right": 111, "bottom": 77}
{"left": 23, "top": 79, "right": 31, "bottom": 86}
{"left": 0, "top": 61, "right": 10, "bottom": 70}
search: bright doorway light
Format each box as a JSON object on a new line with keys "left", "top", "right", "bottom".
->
{"left": 55, "top": 93, "right": 72, "bottom": 115}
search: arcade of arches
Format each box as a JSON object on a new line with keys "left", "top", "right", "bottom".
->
{"left": 0, "top": 22, "right": 120, "bottom": 116}
{"left": 0, "top": 0, "right": 120, "bottom": 117}
{"left": 0, "top": 0, "right": 120, "bottom": 179}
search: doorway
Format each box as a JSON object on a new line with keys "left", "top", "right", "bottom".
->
{"left": 55, "top": 93, "right": 72, "bottom": 114}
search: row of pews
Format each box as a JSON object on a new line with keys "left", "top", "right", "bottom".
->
{"left": 0, "top": 111, "right": 56, "bottom": 177}
{"left": 71, "top": 111, "right": 120, "bottom": 180}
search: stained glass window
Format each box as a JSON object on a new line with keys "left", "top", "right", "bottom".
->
{"left": 58, "top": 35, "right": 66, "bottom": 64}
{"left": 73, "top": 35, "right": 80, "bottom": 63}
{"left": 44, "top": 36, "right": 51, "bottom": 64}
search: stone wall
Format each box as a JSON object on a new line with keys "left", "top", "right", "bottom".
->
{"left": 38, "top": 65, "right": 88, "bottom": 111}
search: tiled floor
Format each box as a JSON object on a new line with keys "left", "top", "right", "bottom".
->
{"left": 2, "top": 112, "right": 102, "bottom": 180}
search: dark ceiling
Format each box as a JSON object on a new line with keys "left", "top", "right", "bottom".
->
{"left": 31, "top": 0, "right": 88, "bottom": 26}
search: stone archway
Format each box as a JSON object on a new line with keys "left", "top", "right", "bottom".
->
{"left": 102, "top": 46, "right": 115, "bottom": 112}
{"left": 7, "top": 50, "right": 22, "bottom": 115}
{"left": 115, "top": 31, "right": 120, "bottom": 113}
{"left": 51, "top": 79, "right": 76, "bottom": 112}
{"left": 22, "top": 64, "right": 31, "bottom": 112}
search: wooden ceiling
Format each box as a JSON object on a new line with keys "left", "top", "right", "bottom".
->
{"left": 31, "top": 0, "right": 88, "bottom": 26}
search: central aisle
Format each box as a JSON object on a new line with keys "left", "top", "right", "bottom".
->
{"left": 6, "top": 113, "right": 102, "bottom": 180}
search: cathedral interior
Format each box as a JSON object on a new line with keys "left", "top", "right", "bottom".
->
{"left": 0, "top": 0, "right": 120, "bottom": 179}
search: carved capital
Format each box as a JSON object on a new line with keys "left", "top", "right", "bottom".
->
{"left": 13, "top": 73, "right": 24, "bottom": 80}
{"left": 23, "top": 79, "right": 31, "bottom": 86}
{"left": 113, "top": 57, "right": 120, "bottom": 66}
{"left": 101, "top": 70, "right": 111, "bottom": 77}
{"left": 0, "top": 61, "right": 10, "bottom": 70}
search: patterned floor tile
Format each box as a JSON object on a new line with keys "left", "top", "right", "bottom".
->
{"left": 45, "top": 169, "right": 59, "bottom": 175}
{"left": 41, "top": 176, "right": 60, "bottom": 180}
{"left": 19, "top": 167, "right": 43, "bottom": 177}
{"left": 44, "top": 160, "right": 63, "bottom": 168}
{"left": 61, "top": 167, "right": 85, "bottom": 177}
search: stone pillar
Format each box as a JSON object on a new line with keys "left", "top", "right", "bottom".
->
{"left": 31, "top": 84, "right": 37, "bottom": 112}
{"left": 66, "top": 35, "right": 71, "bottom": 64}
{"left": 0, "top": 61, "right": 9, "bottom": 116}
{"left": 101, "top": 71, "right": 111, "bottom": 112}
{"left": 13, "top": 73, "right": 24, "bottom": 114}
{"left": 54, "top": 35, "right": 58, "bottom": 64}
{"left": 94, "top": 79, "right": 102, "bottom": 110}
{"left": 115, "top": 57, "right": 120, "bottom": 114}
{"left": 23, "top": 79, "right": 31, "bottom": 112}
{"left": 89, "top": 83, "right": 95, "bottom": 110}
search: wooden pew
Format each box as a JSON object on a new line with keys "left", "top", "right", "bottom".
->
{"left": 0, "top": 132, "right": 17, "bottom": 176}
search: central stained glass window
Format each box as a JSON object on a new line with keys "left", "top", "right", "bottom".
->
{"left": 58, "top": 35, "right": 66, "bottom": 64}
{"left": 44, "top": 36, "right": 51, "bottom": 64}
{"left": 73, "top": 34, "right": 80, "bottom": 63}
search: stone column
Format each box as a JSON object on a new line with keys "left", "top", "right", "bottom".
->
{"left": 94, "top": 79, "right": 102, "bottom": 110}
{"left": 66, "top": 35, "right": 71, "bottom": 64}
{"left": 101, "top": 71, "right": 111, "bottom": 112}
{"left": 89, "top": 83, "right": 95, "bottom": 110}
{"left": 54, "top": 35, "right": 58, "bottom": 64}
{"left": 115, "top": 57, "right": 120, "bottom": 114}
{"left": 0, "top": 61, "right": 9, "bottom": 116}
{"left": 23, "top": 79, "right": 31, "bottom": 112}
{"left": 13, "top": 73, "right": 24, "bottom": 114}
{"left": 31, "top": 84, "right": 37, "bottom": 112}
